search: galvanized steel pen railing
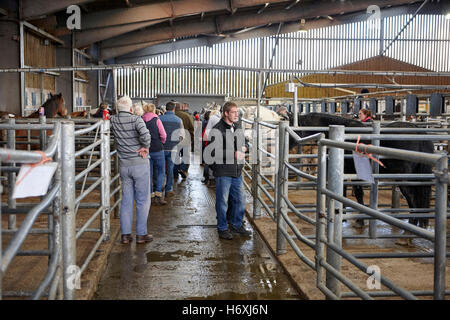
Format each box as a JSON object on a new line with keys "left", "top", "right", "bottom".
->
{"left": 0, "top": 121, "right": 62, "bottom": 300}
{"left": 241, "top": 118, "right": 279, "bottom": 221}
{"left": 293, "top": 93, "right": 450, "bottom": 124}
{"left": 245, "top": 118, "right": 449, "bottom": 300}
{"left": 314, "top": 126, "right": 448, "bottom": 300}
{"left": 0, "top": 117, "right": 118, "bottom": 300}
{"left": 62, "top": 119, "right": 113, "bottom": 299}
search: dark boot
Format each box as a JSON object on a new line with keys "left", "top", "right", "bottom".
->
{"left": 121, "top": 234, "right": 133, "bottom": 244}
{"left": 136, "top": 234, "right": 153, "bottom": 244}
{"left": 154, "top": 196, "right": 167, "bottom": 205}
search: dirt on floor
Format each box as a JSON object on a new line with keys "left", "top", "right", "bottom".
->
{"left": 245, "top": 185, "right": 450, "bottom": 300}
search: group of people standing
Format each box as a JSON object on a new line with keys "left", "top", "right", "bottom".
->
{"left": 110, "top": 96, "right": 251, "bottom": 244}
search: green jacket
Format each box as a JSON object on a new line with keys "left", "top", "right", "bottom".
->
{"left": 175, "top": 110, "right": 194, "bottom": 140}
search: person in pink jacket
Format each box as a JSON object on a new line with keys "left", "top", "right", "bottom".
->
{"left": 142, "top": 103, "right": 168, "bottom": 205}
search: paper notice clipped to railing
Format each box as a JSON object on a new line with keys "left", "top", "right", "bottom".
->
{"left": 352, "top": 152, "right": 374, "bottom": 184}
{"left": 12, "top": 162, "right": 58, "bottom": 199}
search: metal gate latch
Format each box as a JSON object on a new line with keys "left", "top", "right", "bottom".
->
{"left": 433, "top": 169, "right": 449, "bottom": 184}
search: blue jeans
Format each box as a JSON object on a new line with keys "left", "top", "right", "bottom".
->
{"left": 164, "top": 150, "right": 175, "bottom": 192}
{"left": 149, "top": 151, "right": 165, "bottom": 196}
{"left": 119, "top": 164, "right": 150, "bottom": 236}
{"left": 173, "top": 148, "right": 189, "bottom": 177}
{"left": 215, "top": 176, "right": 245, "bottom": 231}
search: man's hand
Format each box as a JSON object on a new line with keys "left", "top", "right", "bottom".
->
{"left": 136, "top": 147, "right": 149, "bottom": 159}
{"left": 235, "top": 151, "right": 245, "bottom": 161}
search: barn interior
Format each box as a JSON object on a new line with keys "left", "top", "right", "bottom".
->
{"left": 0, "top": 0, "right": 450, "bottom": 303}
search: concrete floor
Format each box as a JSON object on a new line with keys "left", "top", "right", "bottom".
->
{"left": 94, "top": 163, "right": 301, "bottom": 300}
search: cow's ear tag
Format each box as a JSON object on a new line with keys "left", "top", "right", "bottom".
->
{"left": 352, "top": 152, "right": 374, "bottom": 184}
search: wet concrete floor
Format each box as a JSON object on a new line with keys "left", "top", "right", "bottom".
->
{"left": 94, "top": 162, "right": 301, "bottom": 300}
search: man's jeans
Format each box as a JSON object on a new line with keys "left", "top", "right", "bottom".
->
{"left": 164, "top": 150, "right": 175, "bottom": 192}
{"left": 120, "top": 164, "right": 150, "bottom": 236}
{"left": 215, "top": 176, "right": 245, "bottom": 232}
{"left": 149, "top": 151, "right": 165, "bottom": 196}
{"left": 173, "top": 148, "right": 189, "bottom": 177}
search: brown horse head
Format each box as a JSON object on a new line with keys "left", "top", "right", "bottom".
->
{"left": 30, "top": 93, "right": 67, "bottom": 118}
{"left": 53, "top": 93, "right": 67, "bottom": 117}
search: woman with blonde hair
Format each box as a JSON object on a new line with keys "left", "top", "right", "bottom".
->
{"left": 142, "top": 103, "right": 168, "bottom": 205}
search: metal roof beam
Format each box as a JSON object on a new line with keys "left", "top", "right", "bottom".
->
{"left": 80, "top": 0, "right": 286, "bottom": 30}
{"left": 75, "top": 20, "right": 165, "bottom": 48}
{"left": 285, "top": 0, "right": 300, "bottom": 10}
{"left": 115, "top": 2, "right": 438, "bottom": 64}
{"left": 257, "top": 3, "right": 270, "bottom": 14}
{"left": 101, "top": 0, "right": 421, "bottom": 60}
{"left": 116, "top": 38, "right": 214, "bottom": 63}
{"left": 21, "top": 0, "right": 95, "bottom": 20}
{"left": 75, "top": 0, "right": 287, "bottom": 48}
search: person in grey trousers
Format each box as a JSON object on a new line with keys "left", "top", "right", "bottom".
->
{"left": 110, "top": 95, "right": 153, "bottom": 244}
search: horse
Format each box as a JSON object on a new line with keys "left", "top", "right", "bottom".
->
{"left": 1, "top": 93, "right": 68, "bottom": 151}
{"left": 26, "top": 93, "right": 67, "bottom": 118}
{"left": 0, "top": 93, "right": 67, "bottom": 120}
{"left": 69, "top": 110, "right": 88, "bottom": 118}
{"left": 292, "top": 112, "right": 434, "bottom": 229}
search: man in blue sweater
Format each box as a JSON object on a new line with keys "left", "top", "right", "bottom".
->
{"left": 159, "top": 101, "right": 185, "bottom": 197}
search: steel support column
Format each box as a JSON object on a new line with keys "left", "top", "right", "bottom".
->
{"left": 19, "top": 22, "right": 25, "bottom": 117}
{"left": 100, "top": 120, "right": 111, "bottom": 241}
{"left": 7, "top": 118, "right": 16, "bottom": 229}
{"left": 316, "top": 135, "right": 327, "bottom": 294}
{"left": 325, "top": 126, "right": 344, "bottom": 298}
{"left": 276, "top": 121, "right": 288, "bottom": 254}
{"left": 369, "top": 122, "right": 381, "bottom": 239}
{"left": 433, "top": 157, "right": 448, "bottom": 300}
{"left": 60, "top": 122, "right": 76, "bottom": 300}
{"left": 0, "top": 166, "right": 2, "bottom": 299}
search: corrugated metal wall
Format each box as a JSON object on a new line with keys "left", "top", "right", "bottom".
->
{"left": 116, "top": 14, "right": 450, "bottom": 99}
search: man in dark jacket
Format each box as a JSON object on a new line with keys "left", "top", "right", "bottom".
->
{"left": 175, "top": 102, "right": 194, "bottom": 178}
{"left": 208, "top": 101, "right": 251, "bottom": 240}
{"left": 160, "top": 101, "right": 184, "bottom": 197}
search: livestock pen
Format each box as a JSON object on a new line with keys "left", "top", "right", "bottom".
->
{"left": 0, "top": 117, "right": 120, "bottom": 299}
{"left": 242, "top": 115, "right": 450, "bottom": 299}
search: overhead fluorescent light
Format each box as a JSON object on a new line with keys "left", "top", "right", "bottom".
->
{"left": 446, "top": 13, "right": 450, "bottom": 20}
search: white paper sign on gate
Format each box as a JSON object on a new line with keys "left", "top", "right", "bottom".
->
{"left": 12, "top": 162, "right": 58, "bottom": 199}
{"left": 352, "top": 152, "right": 374, "bottom": 184}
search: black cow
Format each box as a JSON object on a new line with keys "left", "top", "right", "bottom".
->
{"left": 290, "top": 112, "right": 434, "bottom": 228}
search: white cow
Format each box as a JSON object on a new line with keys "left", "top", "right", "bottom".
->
{"left": 240, "top": 105, "right": 281, "bottom": 123}
{"left": 239, "top": 106, "right": 280, "bottom": 177}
